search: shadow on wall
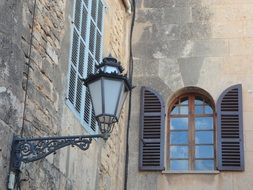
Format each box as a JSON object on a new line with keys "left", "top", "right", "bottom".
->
{"left": 133, "top": 0, "right": 213, "bottom": 89}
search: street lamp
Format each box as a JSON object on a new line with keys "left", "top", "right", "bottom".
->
{"left": 83, "top": 56, "right": 131, "bottom": 134}
{"left": 7, "top": 56, "right": 132, "bottom": 189}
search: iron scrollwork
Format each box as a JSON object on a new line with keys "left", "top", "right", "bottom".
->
{"left": 10, "top": 134, "right": 105, "bottom": 172}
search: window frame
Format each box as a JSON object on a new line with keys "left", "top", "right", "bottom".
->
{"left": 66, "top": 0, "right": 105, "bottom": 134}
{"left": 167, "top": 93, "right": 217, "bottom": 171}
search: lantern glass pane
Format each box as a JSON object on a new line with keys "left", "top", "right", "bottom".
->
{"left": 103, "top": 78, "right": 122, "bottom": 115}
{"left": 116, "top": 85, "right": 127, "bottom": 118}
{"left": 88, "top": 79, "right": 102, "bottom": 116}
{"left": 103, "top": 66, "right": 119, "bottom": 74}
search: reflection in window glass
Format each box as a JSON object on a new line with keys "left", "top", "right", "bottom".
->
{"left": 180, "top": 106, "right": 188, "bottom": 114}
{"left": 195, "top": 117, "right": 213, "bottom": 130}
{"left": 195, "top": 105, "right": 203, "bottom": 114}
{"left": 195, "top": 160, "right": 214, "bottom": 170}
{"left": 195, "top": 146, "right": 214, "bottom": 158}
{"left": 170, "top": 160, "right": 188, "bottom": 170}
{"left": 170, "top": 146, "right": 188, "bottom": 158}
{"left": 170, "top": 118, "right": 188, "bottom": 130}
{"left": 171, "top": 132, "right": 188, "bottom": 144}
{"left": 195, "top": 131, "right": 213, "bottom": 144}
{"left": 171, "top": 106, "right": 179, "bottom": 114}
{"left": 205, "top": 105, "right": 213, "bottom": 114}
{"left": 181, "top": 97, "right": 188, "bottom": 105}
{"left": 195, "top": 97, "right": 203, "bottom": 105}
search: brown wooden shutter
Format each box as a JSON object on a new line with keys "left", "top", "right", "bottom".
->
{"left": 217, "top": 84, "right": 244, "bottom": 171}
{"left": 139, "top": 87, "right": 165, "bottom": 171}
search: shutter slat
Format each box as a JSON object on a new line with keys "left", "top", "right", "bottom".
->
{"left": 139, "top": 87, "right": 165, "bottom": 171}
{"left": 217, "top": 84, "right": 244, "bottom": 171}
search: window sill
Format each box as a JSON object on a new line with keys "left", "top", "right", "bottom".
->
{"left": 162, "top": 170, "right": 220, "bottom": 174}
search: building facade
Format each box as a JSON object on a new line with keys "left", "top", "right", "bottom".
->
{"left": 1, "top": 0, "right": 253, "bottom": 190}
{"left": 128, "top": 0, "right": 253, "bottom": 190}
{"left": 0, "top": 0, "right": 132, "bottom": 189}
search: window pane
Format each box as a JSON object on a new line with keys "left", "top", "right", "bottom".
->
{"left": 170, "top": 132, "right": 188, "bottom": 144}
{"left": 195, "top": 131, "right": 213, "bottom": 144}
{"left": 170, "top": 118, "right": 188, "bottom": 130}
{"left": 171, "top": 106, "right": 179, "bottom": 114}
{"left": 195, "top": 96, "right": 203, "bottom": 105}
{"left": 195, "top": 160, "right": 214, "bottom": 170}
{"left": 204, "top": 105, "right": 213, "bottom": 114}
{"left": 181, "top": 97, "right": 188, "bottom": 105}
{"left": 195, "top": 105, "right": 203, "bottom": 114}
{"left": 195, "top": 117, "right": 213, "bottom": 130}
{"left": 180, "top": 106, "right": 188, "bottom": 114}
{"left": 170, "top": 146, "right": 188, "bottom": 158}
{"left": 195, "top": 146, "right": 214, "bottom": 158}
{"left": 170, "top": 160, "right": 188, "bottom": 170}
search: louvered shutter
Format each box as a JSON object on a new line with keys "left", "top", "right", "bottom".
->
{"left": 139, "top": 87, "right": 165, "bottom": 171}
{"left": 217, "top": 84, "right": 244, "bottom": 171}
{"left": 67, "top": 0, "right": 104, "bottom": 134}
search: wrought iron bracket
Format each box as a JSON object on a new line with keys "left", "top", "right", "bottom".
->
{"left": 9, "top": 133, "right": 108, "bottom": 173}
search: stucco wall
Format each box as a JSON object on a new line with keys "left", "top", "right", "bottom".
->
{"left": 0, "top": 0, "right": 131, "bottom": 189}
{"left": 129, "top": 0, "right": 253, "bottom": 190}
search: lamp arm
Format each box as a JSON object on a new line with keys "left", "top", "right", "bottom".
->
{"left": 9, "top": 133, "right": 107, "bottom": 173}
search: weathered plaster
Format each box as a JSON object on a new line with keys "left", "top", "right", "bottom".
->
{"left": 129, "top": 0, "right": 253, "bottom": 189}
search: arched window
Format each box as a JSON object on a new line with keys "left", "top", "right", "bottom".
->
{"left": 168, "top": 94, "right": 215, "bottom": 171}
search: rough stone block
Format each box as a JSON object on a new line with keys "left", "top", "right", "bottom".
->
{"left": 46, "top": 42, "right": 59, "bottom": 65}
{"left": 0, "top": 87, "right": 23, "bottom": 132}
{"left": 229, "top": 38, "right": 253, "bottom": 56}
{"left": 135, "top": 9, "right": 163, "bottom": 24}
{"left": 178, "top": 57, "right": 204, "bottom": 86}
{"left": 244, "top": 20, "right": 253, "bottom": 37}
{"left": 132, "top": 22, "right": 153, "bottom": 44}
{"left": 192, "top": 3, "right": 213, "bottom": 23}
{"left": 153, "top": 24, "right": 181, "bottom": 41}
{"left": 0, "top": 120, "right": 14, "bottom": 189}
{"left": 133, "top": 58, "right": 159, "bottom": 77}
{"left": 190, "top": 39, "right": 229, "bottom": 57}
{"left": 163, "top": 7, "right": 192, "bottom": 24}
{"left": 242, "top": 88, "right": 253, "bottom": 112}
{"left": 155, "top": 39, "right": 188, "bottom": 58}
{"left": 212, "top": 20, "right": 244, "bottom": 38}
{"left": 233, "top": 172, "right": 253, "bottom": 190}
{"left": 197, "top": 57, "right": 224, "bottom": 90}
{"left": 158, "top": 58, "right": 184, "bottom": 91}
{"left": 244, "top": 131, "right": 253, "bottom": 152}
{"left": 223, "top": 56, "right": 253, "bottom": 74}
{"left": 243, "top": 112, "right": 253, "bottom": 131}
{"left": 144, "top": 0, "right": 189, "bottom": 8}
{"left": 179, "top": 23, "right": 211, "bottom": 40}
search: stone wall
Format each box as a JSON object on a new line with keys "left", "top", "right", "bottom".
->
{"left": 129, "top": 0, "right": 253, "bottom": 190}
{"left": 0, "top": 0, "right": 131, "bottom": 189}
{"left": 0, "top": 0, "right": 25, "bottom": 187}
